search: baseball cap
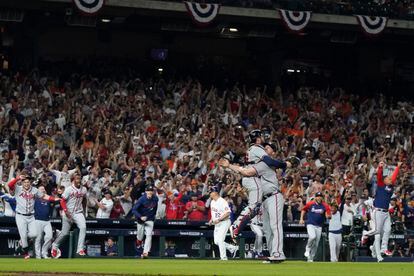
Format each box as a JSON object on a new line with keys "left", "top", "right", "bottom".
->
{"left": 315, "top": 192, "right": 323, "bottom": 197}
{"left": 263, "top": 142, "right": 277, "bottom": 152}
{"left": 209, "top": 186, "right": 220, "bottom": 193}
{"left": 145, "top": 185, "right": 155, "bottom": 192}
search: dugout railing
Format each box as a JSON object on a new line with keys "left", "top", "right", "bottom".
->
{"left": 0, "top": 217, "right": 408, "bottom": 260}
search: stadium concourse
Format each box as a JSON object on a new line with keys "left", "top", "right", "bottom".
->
{"left": 0, "top": 62, "right": 413, "bottom": 260}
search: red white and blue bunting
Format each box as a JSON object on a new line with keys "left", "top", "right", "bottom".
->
{"left": 184, "top": 1, "right": 221, "bottom": 26}
{"left": 278, "top": 9, "right": 312, "bottom": 32}
{"left": 73, "top": 0, "right": 105, "bottom": 15}
{"left": 355, "top": 15, "right": 388, "bottom": 35}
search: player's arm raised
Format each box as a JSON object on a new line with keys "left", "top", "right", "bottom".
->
{"left": 219, "top": 159, "right": 256, "bottom": 177}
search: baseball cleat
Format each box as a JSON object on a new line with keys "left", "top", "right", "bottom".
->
{"left": 141, "top": 253, "right": 149, "bottom": 259}
{"left": 377, "top": 256, "right": 384, "bottom": 262}
{"left": 381, "top": 250, "right": 392, "bottom": 256}
{"left": 24, "top": 253, "right": 31, "bottom": 260}
{"left": 51, "top": 248, "right": 61, "bottom": 259}
{"left": 77, "top": 249, "right": 86, "bottom": 256}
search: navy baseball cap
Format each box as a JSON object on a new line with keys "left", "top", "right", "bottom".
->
{"left": 209, "top": 186, "right": 220, "bottom": 193}
{"left": 315, "top": 192, "right": 323, "bottom": 197}
{"left": 145, "top": 185, "right": 155, "bottom": 191}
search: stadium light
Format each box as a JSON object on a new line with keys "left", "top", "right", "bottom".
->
{"left": 101, "top": 18, "right": 111, "bottom": 23}
{"left": 229, "top": 28, "right": 238, "bottom": 32}
{"left": 287, "top": 69, "right": 295, "bottom": 73}
{"left": 158, "top": 68, "right": 163, "bottom": 72}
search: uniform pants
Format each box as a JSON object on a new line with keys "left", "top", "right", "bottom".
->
{"left": 250, "top": 224, "right": 264, "bottom": 254}
{"left": 137, "top": 221, "right": 154, "bottom": 254}
{"left": 363, "top": 210, "right": 390, "bottom": 260}
{"left": 52, "top": 213, "right": 86, "bottom": 253}
{"left": 262, "top": 193, "right": 285, "bottom": 260}
{"left": 328, "top": 232, "right": 342, "bottom": 262}
{"left": 15, "top": 214, "right": 37, "bottom": 248}
{"left": 35, "top": 220, "right": 53, "bottom": 258}
{"left": 306, "top": 224, "right": 322, "bottom": 261}
{"left": 214, "top": 220, "right": 234, "bottom": 260}
{"left": 232, "top": 177, "right": 262, "bottom": 233}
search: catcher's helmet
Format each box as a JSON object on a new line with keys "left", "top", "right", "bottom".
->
{"left": 247, "top": 129, "right": 263, "bottom": 144}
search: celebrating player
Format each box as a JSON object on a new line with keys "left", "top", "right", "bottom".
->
{"left": 361, "top": 161, "right": 401, "bottom": 262}
{"left": 132, "top": 185, "right": 158, "bottom": 259}
{"left": 34, "top": 186, "right": 54, "bottom": 259}
{"left": 328, "top": 203, "right": 342, "bottom": 262}
{"left": 51, "top": 173, "right": 87, "bottom": 258}
{"left": 299, "top": 192, "right": 331, "bottom": 262}
{"left": 229, "top": 129, "right": 266, "bottom": 239}
{"left": 209, "top": 187, "right": 238, "bottom": 261}
{"left": 7, "top": 174, "right": 60, "bottom": 259}
{"left": 220, "top": 146, "right": 287, "bottom": 263}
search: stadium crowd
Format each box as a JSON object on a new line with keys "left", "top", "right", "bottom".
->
{"left": 0, "top": 63, "right": 413, "bottom": 257}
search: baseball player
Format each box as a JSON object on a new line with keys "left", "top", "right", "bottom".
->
{"left": 220, "top": 144, "right": 288, "bottom": 263}
{"left": 363, "top": 197, "right": 392, "bottom": 261}
{"left": 328, "top": 203, "right": 342, "bottom": 262}
{"left": 7, "top": 174, "right": 60, "bottom": 259}
{"left": 229, "top": 129, "right": 266, "bottom": 239}
{"left": 34, "top": 185, "right": 53, "bottom": 259}
{"left": 300, "top": 192, "right": 331, "bottom": 262}
{"left": 209, "top": 187, "right": 239, "bottom": 260}
{"left": 132, "top": 185, "right": 158, "bottom": 259}
{"left": 361, "top": 161, "right": 401, "bottom": 262}
{"left": 51, "top": 173, "right": 87, "bottom": 258}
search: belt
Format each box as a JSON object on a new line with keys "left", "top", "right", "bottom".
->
{"left": 375, "top": 208, "right": 388, "bottom": 213}
{"left": 17, "top": 212, "right": 34, "bottom": 216}
{"left": 263, "top": 190, "right": 280, "bottom": 201}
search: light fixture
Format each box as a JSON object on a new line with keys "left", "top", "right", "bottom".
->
{"left": 229, "top": 28, "right": 238, "bottom": 32}
{"left": 296, "top": 70, "right": 301, "bottom": 73}
{"left": 158, "top": 68, "right": 164, "bottom": 72}
{"left": 287, "top": 69, "right": 295, "bottom": 73}
{"left": 101, "top": 18, "right": 111, "bottom": 23}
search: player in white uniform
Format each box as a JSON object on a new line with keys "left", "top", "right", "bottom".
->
{"left": 209, "top": 187, "right": 238, "bottom": 260}
{"left": 51, "top": 173, "right": 87, "bottom": 258}
{"left": 328, "top": 203, "right": 342, "bottom": 262}
{"left": 7, "top": 174, "right": 60, "bottom": 259}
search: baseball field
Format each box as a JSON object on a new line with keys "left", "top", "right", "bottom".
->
{"left": 0, "top": 258, "right": 412, "bottom": 276}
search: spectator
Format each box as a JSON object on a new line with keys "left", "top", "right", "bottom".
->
{"left": 185, "top": 193, "right": 206, "bottom": 221}
{"left": 96, "top": 190, "right": 114, "bottom": 219}
{"left": 104, "top": 237, "right": 118, "bottom": 256}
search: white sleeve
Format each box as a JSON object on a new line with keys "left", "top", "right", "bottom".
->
{"left": 62, "top": 187, "right": 71, "bottom": 200}
{"left": 68, "top": 168, "right": 77, "bottom": 176}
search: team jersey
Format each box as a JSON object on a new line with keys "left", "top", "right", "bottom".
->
{"left": 132, "top": 194, "right": 158, "bottom": 222}
{"left": 34, "top": 199, "right": 51, "bottom": 221}
{"left": 328, "top": 211, "right": 342, "bottom": 233}
{"left": 303, "top": 201, "right": 331, "bottom": 227}
{"left": 62, "top": 184, "right": 87, "bottom": 214}
{"left": 96, "top": 198, "right": 114, "bottom": 219}
{"left": 252, "top": 161, "right": 280, "bottom": 195}
{"left": 247, "top": 144, "right": 266, "bottom": 164}
{"left": 210, "top": 197, "right": 230, "bottom": 222}
{"left": 51, "top": 169, "right": 77, "bottom": 188}
{"left": 374, "top": 166, "right": 399, "bottom": 209}
{"left": 15, "top": 185, "right": 44, "bottom": 215}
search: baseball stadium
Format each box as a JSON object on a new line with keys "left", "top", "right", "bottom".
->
{"left": 0, "top": 0, "right": 414, "bottom": 275}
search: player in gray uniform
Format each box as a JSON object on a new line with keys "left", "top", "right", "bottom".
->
{"left": 220, "top": 143, "right": 289, "bottom": 263}
{"left": 230, "top": 130, "right": 266, "bottom": 239}
{"left": 51, "top": 173, "right": 87, "bottom": 258}
{"left": 7, "top": 174, "right": 60, "bottom": 259}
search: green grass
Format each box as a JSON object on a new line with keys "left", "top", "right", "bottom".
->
{"left": 0, "top": 258, "right": 412, "bottom": 276}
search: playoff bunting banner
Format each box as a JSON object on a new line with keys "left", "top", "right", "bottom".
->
{"left": 184, "top": 1, "right": 221, "bottom": 26}
{"left": 278, "top": 9, "right": 312, "bottom": 32}
{"left": 355, "top": 15, "right": 388, "bottom": 36}
{"left": 73, "top": 0, "right": 105, "bottom": 15}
